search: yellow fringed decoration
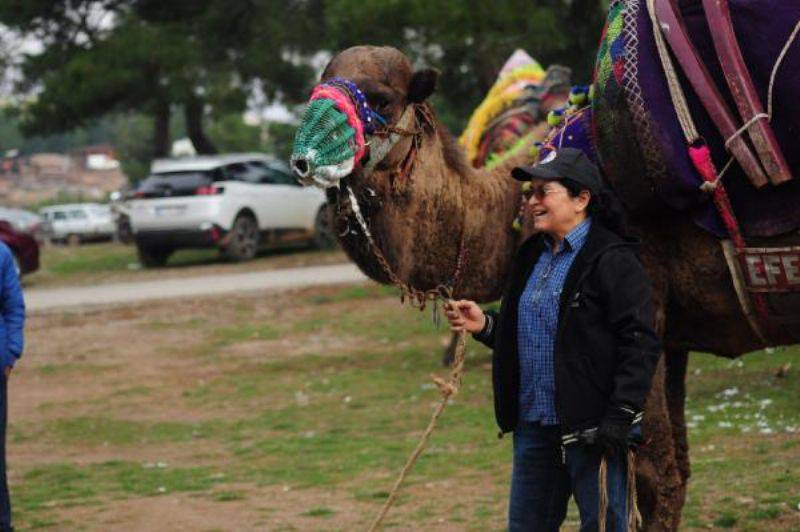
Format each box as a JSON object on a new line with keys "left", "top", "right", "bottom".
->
{"left": 484, "top": 132, "right": 539, "bottom": 171}
{"left": 459, "top": 62, "right": 546, "bottom": 163}
{"left": 485, "top": 64, "right": 545, "bottom": 100}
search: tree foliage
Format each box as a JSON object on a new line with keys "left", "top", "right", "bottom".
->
{"left": 1, "top": 0, "right": 607, "bottom": 170}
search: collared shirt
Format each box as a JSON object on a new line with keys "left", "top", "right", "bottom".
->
{"left": 517, "top": 217, "right": 592, "bottom": 425}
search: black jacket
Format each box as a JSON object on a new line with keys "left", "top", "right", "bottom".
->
{"left": 474, "top": 223, "right": 662, "bottom": 436}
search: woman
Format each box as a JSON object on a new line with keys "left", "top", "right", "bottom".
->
{"left": 445, "top": 148, "right": 661, "bottom": 531}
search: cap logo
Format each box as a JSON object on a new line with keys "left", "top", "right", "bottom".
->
{"left": 540, "top": 151, "right": 556, "bottom": 164}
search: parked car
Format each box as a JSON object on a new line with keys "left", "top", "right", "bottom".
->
{"left": 39, "top": 203, "right": 116, "bottom": 244}
{"left": 0, "top": 221, "right": 39, "bottom": 276}
{"left": 0, "top": 207, "right": 49, "bottom": 243}
{"left": 129, "top": 153, "right": 333, "bottom": 267}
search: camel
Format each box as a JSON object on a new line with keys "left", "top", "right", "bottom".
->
{"left": 289, "top": 28, "right": 799, "bottom": 530}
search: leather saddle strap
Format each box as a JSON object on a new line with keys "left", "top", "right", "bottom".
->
{"left": 703, "top": 0, "right": 792, "bottom": 185}
{"left": 653, "top": 0, "right": 768, "bottom": 188}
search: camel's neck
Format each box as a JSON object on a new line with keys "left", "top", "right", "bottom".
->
{"left": 335, "top": 108, "right": 528, "bottom": 302}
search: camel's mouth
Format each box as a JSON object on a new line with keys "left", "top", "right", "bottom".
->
{"left": 291, "top": 151, "right": 355, "bottom": 189}
{"left": 291, "top": 77, "right": 386, "bottom": 189}
{"left": 290, "top": 97, "right": 360, "bottom": 189}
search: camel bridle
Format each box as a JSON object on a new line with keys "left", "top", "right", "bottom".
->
{"left": 332, "top": 101, "right": 469, "bottom": 310}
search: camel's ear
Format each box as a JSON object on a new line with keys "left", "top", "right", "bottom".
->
{"left": 408, "top": 68, "right": 439, "bottom": 103}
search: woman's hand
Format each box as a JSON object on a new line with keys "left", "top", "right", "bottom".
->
{"left": 444, "top": 300, "right": 486, "bottom": 333}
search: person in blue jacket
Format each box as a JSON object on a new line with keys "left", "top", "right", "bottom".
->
{"left": 0, "top": 242, "right": 24, "bottom": 531}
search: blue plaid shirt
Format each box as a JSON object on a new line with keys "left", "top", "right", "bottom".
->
{"left": 518, "top": 218, "right": 592, "bottom": 425}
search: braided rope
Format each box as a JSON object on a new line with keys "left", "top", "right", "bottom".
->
{"left": 367, "top": 328, "right": 467, "bottom": 531}
{"left": 598, "top": 455, "right": 609, "bottom": 531}
{"left": 598, "top": 450, "right": 642, "bottom": 532}
{"left": 646, "top": 0, "right": 698, "bottom": 143}
{"left": 627, "top": 450, "right": 642, "bottom": 531}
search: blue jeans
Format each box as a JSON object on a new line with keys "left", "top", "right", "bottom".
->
{"left": 508, "top": 421, "right": 629, "bottom": 532}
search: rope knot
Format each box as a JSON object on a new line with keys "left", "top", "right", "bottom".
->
{"left": 431, "top": 375, "right": 458, "bottom": 398}
{"left": 699, "top": 180, "right": 719, "bottom": 193}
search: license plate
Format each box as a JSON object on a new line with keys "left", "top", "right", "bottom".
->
{"left": 154, "top": 205, "right": 187, "bottom": 217}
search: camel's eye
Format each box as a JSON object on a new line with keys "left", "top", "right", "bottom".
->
{"left": 367, "top": 93, "right": 391, "bottom": 114}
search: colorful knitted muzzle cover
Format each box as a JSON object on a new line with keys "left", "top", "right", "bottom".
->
{"left": 291, "top": 77, "right": 387, "bottom": 186}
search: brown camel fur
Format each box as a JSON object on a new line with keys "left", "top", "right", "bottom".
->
{"left": 305, "top": 46, "right": 796, "bottom": 531}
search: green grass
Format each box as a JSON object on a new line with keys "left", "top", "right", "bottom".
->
{"left": 45, "top": 417, "right": 214, "bottom": 446}
{"left": 14, "top": 460, "right": 225, "bottom": 520}
{"left": 12, "top": 284, "right": 800, "bottom": 529}
{"left": 41, "top": 243, "right": 138, "bottom": 276}
{"left": 212, "top": 490, "right": 247, "bottom": 502}
{"left": 682, "top": 349, "right": 800, "bottom": 530}
{"left": 303, "top": 283, "right": 399, "bottom": 304}
{"left": 300, "top": 506, "right": 335, "bottom": 517}
{"left": 213, "top": 323, "right": 280, "bottom": 344}
{"left": 40, "top": 243, "right": 223, "bottom": 277}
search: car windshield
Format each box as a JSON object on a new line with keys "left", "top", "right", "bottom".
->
{"left": 224, "top": 160, "right": 297, "bottom": 185}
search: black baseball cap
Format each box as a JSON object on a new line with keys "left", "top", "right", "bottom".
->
{"left": 511, "top": 147, "right": 602, "bottom": 194}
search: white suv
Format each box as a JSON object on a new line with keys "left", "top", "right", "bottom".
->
{"left": 130, "top": 153, "right": 332, "bottom": 267}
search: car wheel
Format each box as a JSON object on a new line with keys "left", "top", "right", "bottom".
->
{"left": 312, "top": 205, "right": 337, "bottom": 250}
{"left": 67, "top": 234, "right": 81, "bottom": 246}
{"left": 136, "top": 244, "right": 173, "bottom": 268}
{"left": 225, "top": 214, "right": 259, "bottom": 261}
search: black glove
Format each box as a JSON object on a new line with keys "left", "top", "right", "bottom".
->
{"left": 596, "top": 406, "right": 635, "bottom": 458}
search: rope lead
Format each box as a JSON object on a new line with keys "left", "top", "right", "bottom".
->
{"left": 367, "top": 327, "right": 467, "bottom": 531}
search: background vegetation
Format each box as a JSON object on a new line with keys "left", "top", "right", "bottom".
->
{"left": 0, "top": 0, "right": 606, "bottom": 182}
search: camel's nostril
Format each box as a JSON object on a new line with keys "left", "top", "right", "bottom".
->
{"left": 292, "top": 157, "right": 310, "bottom": 177}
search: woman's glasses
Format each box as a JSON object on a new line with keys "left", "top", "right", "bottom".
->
{"left": 522, "top": 183, "right": 564, "bottom": 201}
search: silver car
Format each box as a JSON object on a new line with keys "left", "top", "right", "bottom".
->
{"left": 40, "top": 203, "right": 116, "bottom": 244}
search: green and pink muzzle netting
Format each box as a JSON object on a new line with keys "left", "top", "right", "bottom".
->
{"left": 291, "top": 77, "right": 386, "bottom": 188}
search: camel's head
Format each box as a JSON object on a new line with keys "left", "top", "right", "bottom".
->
{"left": 291, "top": 46, "right": 438, "bottom": 188}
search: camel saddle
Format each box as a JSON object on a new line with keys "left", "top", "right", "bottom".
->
{"left": 586, "top": 0, "right": 800, "bottom": 343}
{"left": 592, "top": 0, "right": 800, "bottom": 239}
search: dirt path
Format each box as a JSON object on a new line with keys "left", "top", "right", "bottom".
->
{"left": 25, "top": 263, "right": 367, "bottom": 312}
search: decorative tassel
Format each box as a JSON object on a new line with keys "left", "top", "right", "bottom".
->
{"left": 547, "top": 108, "right": 565, "bottom": 127}
{"left": 569, "top": 85, "right": 589, "bottom": 106}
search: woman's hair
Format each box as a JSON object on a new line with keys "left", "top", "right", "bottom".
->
{"left": 559, "top": 178, "right": 630, "bottom": 237}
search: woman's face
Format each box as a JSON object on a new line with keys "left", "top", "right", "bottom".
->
{"left": 525, "top": 179, "right": 590, "bottom": 239}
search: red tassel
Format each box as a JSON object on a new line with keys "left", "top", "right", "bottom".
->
{"left": 688, "top": 144, "right": 745, "bottom": 249}
{"left": 688, "top": 143, "right": 777, "bottom": 340}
